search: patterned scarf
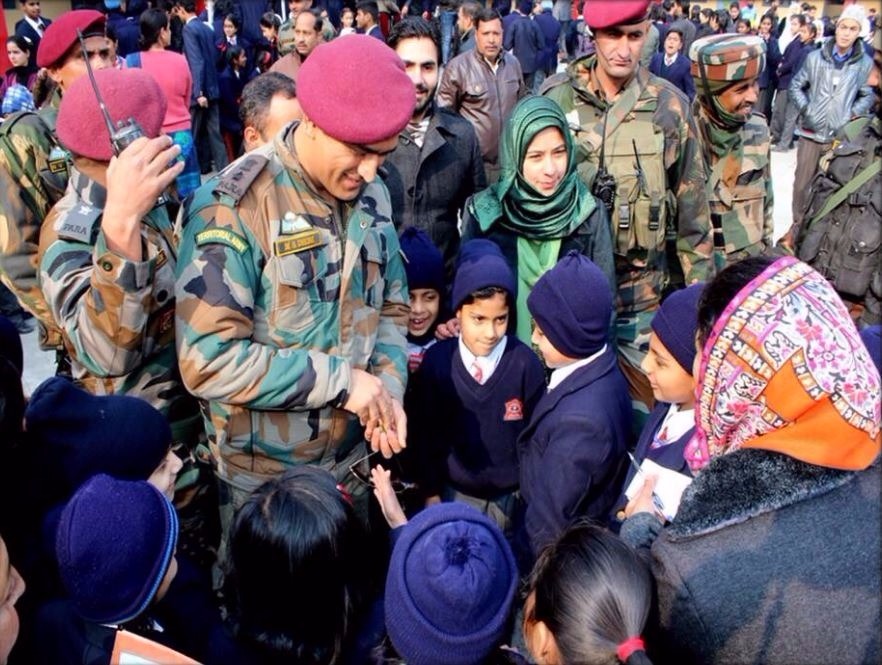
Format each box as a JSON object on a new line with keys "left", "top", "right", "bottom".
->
{"left": 686, "top": 257, "right": 881, "bottom": 472}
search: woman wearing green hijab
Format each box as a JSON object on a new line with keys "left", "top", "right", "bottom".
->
{"left": 461, "top": 96, "right": 614, "bottom": 343}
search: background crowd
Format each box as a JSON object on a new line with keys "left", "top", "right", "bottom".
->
{"left": 0, "top": 0, "right": 880, "bottom": 664}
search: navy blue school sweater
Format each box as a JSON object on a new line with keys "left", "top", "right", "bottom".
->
{"left": 517, "top": 347, "right": 632, "bottom": 561}
{"left": 406, "top": 336, "right": 545, "bottom": 499}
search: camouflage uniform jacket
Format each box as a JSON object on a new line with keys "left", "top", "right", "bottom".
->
{"left": 542, "top": 58, "right": 713, "bottom": 364}
{"left": 0, "top": 89, "right": 68, "bottom": 348}
{"left": 698, "top": 109, "right": 775, "bottom": 263}
{"left": 38, "top": 168, "right": 201, "bottom": 439}
{"left": 175, "top": 124, "right": 410, "bottom": 492}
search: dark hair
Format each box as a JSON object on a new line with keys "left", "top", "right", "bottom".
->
{"left": 474, "top": 7, "right": 502, "bottom": 29}
{"left": 260, "top": 11, "right": 281, "bottom": 30}
{"left": 458, "top": 285, "right": 512, "bottom": 309}
{"left": 139, "top": 8, "right": 168, "bottom": 49}
{"left": 790, "top": 13, "right": 808, "bottom": 27}
{"left": 700, "top": 8, "right": 714, "bottom": 21}
{"left": 735, "top": 18, "right": 752, "bottom": 32}
{"left": 6, "top": 35, "right": 31, "bottom": 55}
{"left": 224, "top": 467, "right": 369, "bottom": 664}
{"left": 729, "top": 1, "right": 740, "bottom": 10}
{"left": 689, "top": 4, "right": 700, "bottom": 20}
{"left": 173, "top": 0, "right": 197, "bottom": 14}
{"left": 387, "top": 17, "right": 441, "bottom": 62}
{"left": 356, "top": 0, "right": 379, "bottom": 22}
{"left": 240, "top": 71, "right": 297, "bottom": 130}
{"left": 665, "top": 27, "right": 684, "bottom": 41}
{"left": 225, "top": 43, "right": 245, "bottom": 66}
{"left": 673, "top": 0, "right": 689, "bottom": 13}
{"left": 526, "top": 523, "right": 654, "bottom": 665}
{"left": 806, "top": 21, "right": 817, "bottom": 38}
{"left": 223, "top": 12, "right": 241, "bottom": 30}
{"left": 105, "top": 21, "right": 118, "bottom": 43}
{"left": 296, "top": 9, "right": 323, "bottom": 34}
{"left": 696, "top": 255, "right": 777, "bottom": 347}
{"left": 649, "top": 3, "right": 665, "bottom": 23}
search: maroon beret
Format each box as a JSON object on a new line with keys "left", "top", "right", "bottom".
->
{"left": 583, "top": 0, "right": 650, "bottom": 29}
{"left": 297, "top": 35, "right": 415, "bottom": 144}
{"left": 57, "top": 68, "right": 167, "bottom": 162}
{"left": 37, "top": 10, "right": 106, "bottom": 69}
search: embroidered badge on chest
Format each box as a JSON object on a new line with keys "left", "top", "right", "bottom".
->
{"left": 503, "top": 398, "right": 524, "bottom": 422}
{"left": 274, "top": 229, "right": 324, "bottom": 256}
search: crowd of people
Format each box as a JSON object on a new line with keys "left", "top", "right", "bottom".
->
{"left": 0, "top": 0, "right": 880, "bottom": 663}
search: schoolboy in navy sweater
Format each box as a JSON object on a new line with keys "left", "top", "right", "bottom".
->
{"left": 517, "top": 252, "right": 631, "bottom": 563}
{"left": 407, "top": 240, "right": 545, "bottom": 528}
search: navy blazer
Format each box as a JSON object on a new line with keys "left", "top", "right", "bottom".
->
{"left": 649, "top": 52, "right": 695, "bottom": 101}
{"left": 609, "top": 400, "right": 694, "bottom": 530}
{"left": 183, "top": 17, "right": 221, "bottom": 102}
{"left": 14, "top": 17, "right": 51, "bottom": 68}
{"left": 517, "top": 348, "right": 631, "bottom": 562}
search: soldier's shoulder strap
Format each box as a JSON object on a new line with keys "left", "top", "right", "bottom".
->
{"left": 212, "top": 150, "right": 271, "bottom": 206}
{"left": 0, "top": 110, "right": 43, "bottom": 137}
{"left": 54, "top": 200, "right": 103, "bottom": 245}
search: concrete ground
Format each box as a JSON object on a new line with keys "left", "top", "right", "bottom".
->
{"left": 18, "top": 146, "right": 801, "bottom": 394}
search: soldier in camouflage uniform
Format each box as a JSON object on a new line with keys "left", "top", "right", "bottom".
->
{"left": 690, "top": 34, "right": 779, "bottom": 266}
{"left": 175, "top": 35, "right": 415, "bottom": 527}
{"left": 0, "top": 10, "right": 113, "bottom": 359}
{"left": 38, "top": 68, "right": 215, "bottom": 565}
{"left": 541, "top": 0, "right": 713, "bottom": 414}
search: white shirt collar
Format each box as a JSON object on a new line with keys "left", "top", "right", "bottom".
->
{"left": 664, "top": 53, "right": 677, "bottom": 66}
{"left": 459, "top": 335, "right": 508, "bottom": 385}
{"left": 547, "top": 344, "right": 607, "bottom": 392}
{"left": 24, "top": 15, "right": 44, "bottom": 33}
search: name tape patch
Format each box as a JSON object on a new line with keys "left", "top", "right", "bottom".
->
{"left": 273, "top": 229, "right": 324, "bottom": 257}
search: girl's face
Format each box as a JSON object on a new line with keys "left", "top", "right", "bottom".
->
{"left": 237, "top": 50, "right": 248, "bottom": 68}
{"left": 759, "top": 17, "right": 772, "bottom": 35}
{"left": 341, "top": 10, "right": 354, "bottom": 27}
{"left": 736, "top": 20, "right": 750, "bottom": 34}
{"left": 6, "top": 42, "right": 28, "bottom": 68}
{"left": 261, "top": 24, "right": 277, "bottom": 41}
{"left": 521, "top": 126, "right": 567, "bottom": 196}
{"left": 223, "top": 18, "right": 237, "bottom": 37}
{"left": 408, "top": 288, "right": 440, "bottom": 337}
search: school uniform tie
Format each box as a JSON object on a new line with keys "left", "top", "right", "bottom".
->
{"left": 470, "top": 361, "right": 483, "bottom": 384}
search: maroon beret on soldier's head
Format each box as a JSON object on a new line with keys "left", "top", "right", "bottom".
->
{"left": 582, "top": 0, "right": 650, "bottom": 29}
{"left": 297, "top": 35, "right": 416, "bottom": 144}
{"left": 56, "top": 68, "right": 167, "bottom": 162}
{"left": 37, "top": 9, "right": 106, "bottom": 69}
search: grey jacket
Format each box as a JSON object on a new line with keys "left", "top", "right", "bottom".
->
{"left": 622, "top": 450, "right": 881, "bottom": 665}
{"left": 790, "top": 39, "right": 873, "bottom": 144}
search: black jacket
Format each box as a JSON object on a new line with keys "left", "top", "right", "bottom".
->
{"left": 383, "top": 106, "right": 486, "bottom": 280}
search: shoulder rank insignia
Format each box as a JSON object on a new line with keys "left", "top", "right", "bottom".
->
{"left": 55, "top": 203, "right": 101, "bottom": 244}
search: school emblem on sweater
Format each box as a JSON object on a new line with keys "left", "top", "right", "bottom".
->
{"left": 503, "top": 398, "right": 524, "bottom": 422}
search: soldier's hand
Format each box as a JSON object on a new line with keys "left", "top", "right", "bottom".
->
{"left": 372, "top": 399, "right": 407, "bottom": 459}
{"left": 103, "top": 136, "right": 184, "bottom": 261}
{"left": 343, "top": 368, "right": 393, "bottom": 434}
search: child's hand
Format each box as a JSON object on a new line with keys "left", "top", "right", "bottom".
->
{"left": 434, "top": 316, "right": 461, "bottom": 340}
{"left": 371, "top": 466, "right": 408, "bottom": 529}
{"left": 624, "top": 475, "right": 664, "bottom": 523}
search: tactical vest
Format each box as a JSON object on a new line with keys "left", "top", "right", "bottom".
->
{"left": 566, "top": 97, "right": 672, "bottom": 259}
{"left": 798, "top": 116, "right": 882, "bottom": 324}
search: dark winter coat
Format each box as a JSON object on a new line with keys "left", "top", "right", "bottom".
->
{"left": 648, "top": 52, "right": 695, "bottom": 100}
{"left": 621, "top": 450, "right": 881, "bottom": 664}
{"left": 517, "top": 347, "right": 631, "bottom": 560}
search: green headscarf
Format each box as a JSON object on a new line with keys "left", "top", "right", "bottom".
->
{"left": 469, "top": 96, "right": 596, "bottom": 238}
{"left": 469, "top": 96, "right": 597, "bottom": 342}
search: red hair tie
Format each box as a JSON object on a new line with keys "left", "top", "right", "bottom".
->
{"left": 616, "top": 636, "right": 645, "bottom": 662}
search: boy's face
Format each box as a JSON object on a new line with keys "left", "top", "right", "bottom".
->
{"left": 408, "top": 288, "right": 441, "bottom": 337}
{"left": 641, "top": 333, "right": 694, "bottom": 407}
{"left": 531, "top": 324, "right": 574, "bottom": 369}
{"left": 457, "top": 292, "right": 508, "bottom": 357}
{"left": 22, "top": 0, "right": 41, "bottom": 20}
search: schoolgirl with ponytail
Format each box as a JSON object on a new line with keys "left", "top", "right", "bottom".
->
{"left": 522, "top": 522, "right": 654, "bottom": 665}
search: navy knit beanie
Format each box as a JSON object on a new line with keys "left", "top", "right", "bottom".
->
{"left": 25, "top": 377, "right": 171, "bottom": 493}
{"left": 56, "top": 474, "right": 178, "bottom": 625}
{"left": 384, "top": 502, "right": 517, "bottom": 665}
{"left": 527, "top": 251, "right": 612, "bottom": 358}
{"left": 860, "top": 324, "right": 881, "bottom": 375}
{"left": 400, "top": 228, "right": 445, "bottom": 293}
{"left": 451, "top": 239, "right": 516, "bottom": 312}
{"left": 651, "top": 283, "right": 705, "bottom": 374}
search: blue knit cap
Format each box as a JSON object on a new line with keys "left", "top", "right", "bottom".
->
{"left": 56, "top": 474, "right": 178, "bottom": 625}
{"left": 384, "top": 502, "right": 517, "bottom": 665}
{"left": 25, "top": 377, "right": 171, "bottom": 495}
{"left": 400, "top": 228, "right": 445, "bottom": 293}
{"left": 527, "top": 251, "right": 612, "bottom": 358}
{"left": 651, "top": 283, "right": 705, "bottom": 374}
{"left": 451, "top": 239, "right": 516, "bottom": 312}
